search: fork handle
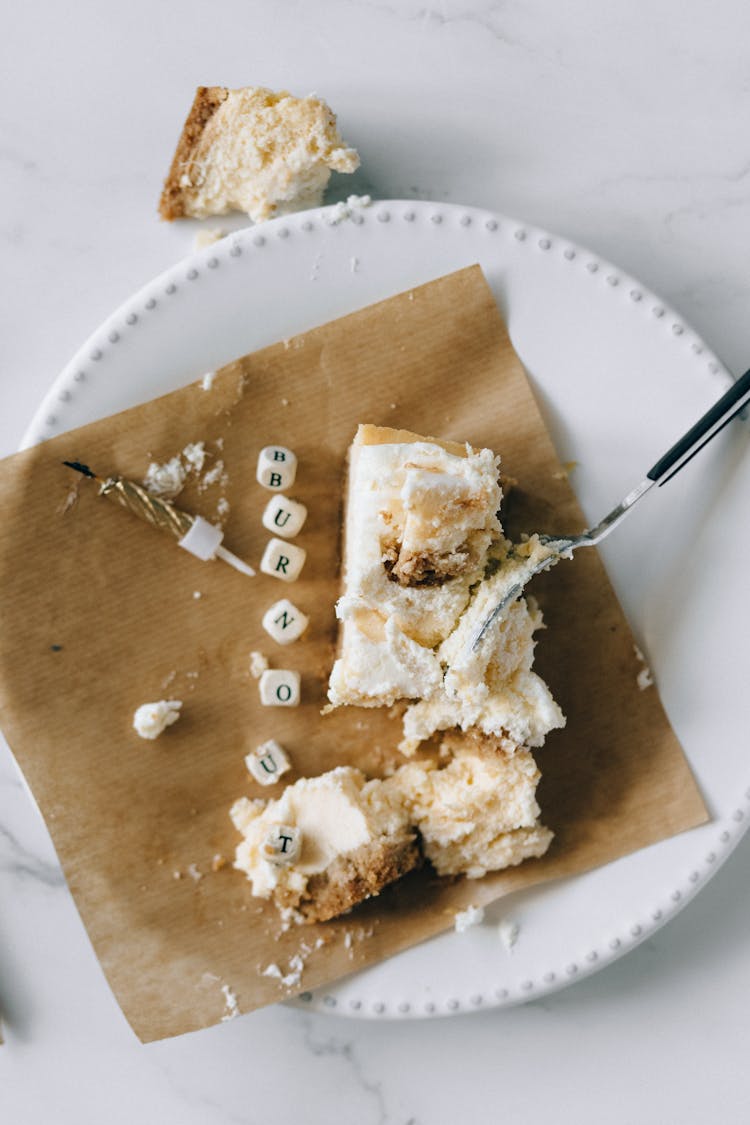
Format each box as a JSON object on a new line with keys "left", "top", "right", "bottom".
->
{"left": 647, "top": 366, "right": 750, "bottom": 485}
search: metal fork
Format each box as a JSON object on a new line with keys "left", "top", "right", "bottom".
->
{"left": 470, "top": 365, "right": 750, "bottom": 652}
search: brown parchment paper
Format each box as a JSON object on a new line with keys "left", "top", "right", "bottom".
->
{"left": 0, "top": 266, "right": 707, "bottom": 1041}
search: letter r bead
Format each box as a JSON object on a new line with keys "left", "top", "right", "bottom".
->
{"left": 262, "top": 598, "right": 309, "bottom": 644}
{"left": 260, "top": 538, "right": 306, "bottom": 582}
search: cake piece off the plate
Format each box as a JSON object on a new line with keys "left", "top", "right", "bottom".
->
{"left": 159, "top": 86, "right": 359, "bottom": 223}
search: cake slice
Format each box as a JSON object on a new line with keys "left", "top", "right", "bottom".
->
{"left": 327, "top": 424, "right": 564, "bottom": 753}
{"left": 159, "top": 86, "right": 359, "bottom": 223}
{"left": 328, "top": 424, "right": 505, "bottom": 707}
{"left": 230, "top": 766, "right": 420, "bottom": 923}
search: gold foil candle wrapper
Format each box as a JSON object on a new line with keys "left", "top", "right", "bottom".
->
{"left": 98, "top": 476, "right": 195, "bottom": 540}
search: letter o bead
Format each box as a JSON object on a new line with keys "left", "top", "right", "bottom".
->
{"left": 259, "top": 669, "right": 301, "bottom": 707}
{"left": 260, "top": 538, "right": 306, "bottom": 582}
{"left": 257, "top": 446, "right": 297, "bottom": 491}
{"left": 261, "top": 495, "right": 307, "bottom": 539}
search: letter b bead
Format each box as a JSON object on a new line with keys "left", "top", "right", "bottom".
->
{"left": 261, "top": 495, "right": 307, "bottom": 539}
{"left": 257, "top": 446, "right": 297, "bottom": 491}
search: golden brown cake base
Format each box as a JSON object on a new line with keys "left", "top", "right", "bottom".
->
{"left": 159, "top": 86, "right": 228, "bottom": 221}
{"left": 276, "top": 834, "right": 421, "bottom": 923}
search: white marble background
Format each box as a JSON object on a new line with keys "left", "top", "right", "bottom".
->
{"left": 2, "top": 1, "right": 750, "bottom": 1121}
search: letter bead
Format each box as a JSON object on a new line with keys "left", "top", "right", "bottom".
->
{"left": 260, "top": 538, "right": 306, "bottom": 582}
{"left": 261, "top": 824, "right": 302, "bottom": 866}
{"left": 261, "top": 495, "right": 307, "bottom": 539}
{"left": 259, "top": 669, "right": 301, "bottom": 707}
{"left": 257, "top": 446, "right": 297, "bottom": 491}
{"left": 245, "top": 739, "right": 292, "bottom": 785}
{"left": 262, "top": 598, "right": 309, "bottom": 645}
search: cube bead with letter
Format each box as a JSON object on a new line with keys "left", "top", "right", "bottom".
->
{"left": 260, "top": 538, "right": 306, "bottom": 582}
{"left": 261, "top": 495, "right": 307, "bottom": 539}
{"left": 245, "top": 739, "right": 292, "bottom": 785}
{"left": 256, "top": 446, "right": 297, "bottom": 491}
{"left": 259, "top": 669, "right": 301, "bottom": 707}
{"left": 261, "top": 824, "right": 301, "bottom": 866}
{"left": 262, "top": 598, "right": 309, "bottom": 645}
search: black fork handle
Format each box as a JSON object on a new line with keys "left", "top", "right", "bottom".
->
{"left": 647, "top": 367, "right": 750, "bottom": 485}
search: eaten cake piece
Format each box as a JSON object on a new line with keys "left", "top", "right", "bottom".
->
{"left": 328, "top": 424, "right": 504, "bottom": 708}
{"left": 389, "top": 731, "right": 553, "bottom": 878}
{"left": 327, "top": 424, "right": 564, "bottom": 753}
{"left": 230, "top": 766, "right": 420, "bottom": 923}
{"left": 159, "top": 86, "right": 359, "bottom": 223}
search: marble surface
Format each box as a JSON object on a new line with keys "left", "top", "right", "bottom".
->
{"left": 2, "top": 1, "right": 750, "bottom": 1120}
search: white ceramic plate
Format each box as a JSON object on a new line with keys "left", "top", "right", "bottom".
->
{"left": 22, "top": 201, "right": 750, "bottom": 1020}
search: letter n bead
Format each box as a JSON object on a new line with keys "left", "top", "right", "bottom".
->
{"left": 261, "top": 824, "right": 302, "bottom": 866}
{"left": 262, "top": 598, "right": 309, "bottom": 645}
{"left": 260, "top": 538, "right": 306, "bottom": 582}
{"left": 257, "top": 446, "right": 297, "bottom": 491}
{"left": 259, "top": 669, "right": 301, "bottom": 707}
{"left": 245, "top": 739, "right": 291, "bottom": 786}
{"left": 261, "top": 495, "right": 307, "bottom": 539}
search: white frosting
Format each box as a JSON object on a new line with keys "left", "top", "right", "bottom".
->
{"left": 230, "top": 766, "right": 410, "bottom": 899}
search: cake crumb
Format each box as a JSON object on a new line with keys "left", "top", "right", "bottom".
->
{"left": 250, "top": 651, "right": 269, "bottom": 679}
{"left": 634, "top": 644, "right": 654, "bottom": 690}
{"left": 552, "top": 460, "right": 578, "bottom": 481}
{"left": 260, "top": 949, "right": 312, "bottom": 988}
{"left": 143, "top": 456, "right": 186, "bottom": 499}
{"left": 212, "top": 853, "right": 227, "bottom": 872}
{"left": 389, "top": 402, "right": 397, "bottom": 410}
{"left": 326, "top": 194, "right": 372, "bottom": 226}
{"left": 193, "top": 591, "right": 202, "bottom": 599}
{"left": 498, "top": 918, "right": 520, "bottom": 952}
{"left": 186, "top": 863, "right": 202, "bottom": 882}
{"left": 193, "top": 227, "right": 225, "bottom": 250}
{"left": 173, "top": 870, "right": 182, "bottom": 880}
{"left": 281, "top": 397, "right": 290, "bottom": 406}
{"left": 221, "top": 983, "right": 240, "bottom": 1021}
{"left": 454, "top": 904, "right": 485, "bottom": 933}
{"left": 182, "top": 441, "right": 207, "bottom": 472}
{"left": 201, "top": 460, "right": 227, "bottom": 490}
{"left": 133, "top": 699, "right": 182, "bottom": 740}
{"left": 216, "top": 497, "right": 230, "bottom": 517}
